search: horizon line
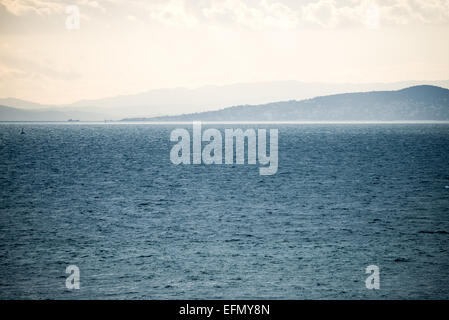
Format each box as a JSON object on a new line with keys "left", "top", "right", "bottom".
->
{"left": 2, "top": 121, "right": 449, "bottom": 125}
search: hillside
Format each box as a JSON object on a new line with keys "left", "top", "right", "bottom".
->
{"left": 0, "top": 105, "right": 107, "bottom": 122}
{"left": 123, "top": 86, "right": 449, "bottom": 122}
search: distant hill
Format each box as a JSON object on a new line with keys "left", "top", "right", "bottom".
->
{"left": 0, "top": 98, "right": 46, "bottom": 109}
{"left": 58, "top": 80, "right": 449, "bottom": 118}
{"left": 2, "top": 82, "right": 449, "bottom": 121}
{"left": 66, "top": 80, "right": 449, "bottom": 117}
{"left": 123, "top": 85, "right": 449, "bottom": 122}
{"left": 0, "top": 105, "right": 108, "bottom": 121}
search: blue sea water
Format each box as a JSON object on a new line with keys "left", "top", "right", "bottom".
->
{"left": 0, "top": 123, "right": 448, "bottom": 299}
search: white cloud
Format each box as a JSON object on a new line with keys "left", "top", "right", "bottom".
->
{"left": 146, "top": 0, "right": 199, "bottom": 27}
{"left": 200, "top": 0, "right": 449, "bottom": 30}
{"left": 301, "top": 0, "right": 339, "bottom": 28}
{"left": 202, "top": 0, "right": 299, "bottom": 30}
{"left": 2, "top": 0, "right": 449, "bottom": 29}
{"left": 381, "top": 0, "right": 449, "bottom": 25}
{"left": 300, "top": 0, "right": 449, "bottom": 28}
{"left": 1, "top": 0, "right": 105, "bottom": 16}
{"left": 1, "top": 0, "right": 64, "bottom": 16}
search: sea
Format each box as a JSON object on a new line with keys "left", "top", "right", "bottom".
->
{"left": 0, "top": 123, "right": 448, "bottom": 299}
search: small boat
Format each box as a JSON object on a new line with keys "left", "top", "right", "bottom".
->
{"left": 20, "top": 128, "right": 25, "bottom": 135}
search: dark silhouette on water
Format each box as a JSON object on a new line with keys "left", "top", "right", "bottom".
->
{"left": 20, "top": 128, "right": 25, "bottom": 135}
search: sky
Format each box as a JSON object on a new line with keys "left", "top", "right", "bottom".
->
{"left": 0, "top": 0, "right": 449, "bottom": 105}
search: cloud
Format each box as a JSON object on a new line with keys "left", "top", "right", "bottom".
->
{"left": 301, "top": 0, "right": 340, "bottom": 28}
{"left": 1, "top": 0, "right": 105, "bottom": 16}
{"left": 1, "top": 0, "right": 64, "bottom": 16}
{"left": 381, "top": 0, "right": 449, "bottom": 25}
{"left": 201, "top": 0, "right": 449, "bottom": 30}
{"left": 1, "top": 0, "right": 449, "bottom": 32}
{"left": 145, "top": 0, "right": 199, "bottom": 27}
{"left": 300, "top": 0, "right": 449, "bottom": 28}
{"left": 202, "top": 0, "right": 299, "bottom": 30}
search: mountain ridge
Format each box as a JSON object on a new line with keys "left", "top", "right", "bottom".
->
{"left": 0, "top": 105, "right": 108, "bottom": 122}
{"left": 2, "top": 80, "right": 449, "bottom": 120}
{"left": 122, "top": 85, "right": 449, "bottom": 122}
{"left": 1, "top": 84, "right": 449, "bottom": 122}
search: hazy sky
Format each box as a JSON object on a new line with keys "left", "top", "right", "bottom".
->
{"left": 1, "top": 0, "right": 449, "bottom": 104}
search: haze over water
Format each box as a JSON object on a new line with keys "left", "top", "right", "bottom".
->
{"left": 1, "top": 123, "right": 448, "bottom": 299}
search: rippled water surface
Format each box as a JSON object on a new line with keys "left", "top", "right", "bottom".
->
{"left": 0, "top": 123, "right": 448, "bottom": 299}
